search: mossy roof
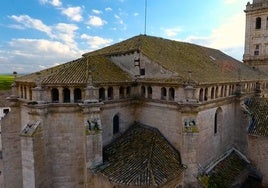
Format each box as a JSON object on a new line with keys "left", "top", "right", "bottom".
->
{"left": 246, "top": 97, "right": 268, "bottom": 137}
{"left": 86, "top": 35, "right": 268, "bottom": 84}
{"left": 97, "top": 123, "right": 185, "bottom": 187}
{"left": 16, "top": 56, "right": 132, "bottom": 85}
{"left": 199, "top": 151, "right": 254, "bottom": 188}
{"left": 16, "top": 35, "right": 268, "bottom": 85}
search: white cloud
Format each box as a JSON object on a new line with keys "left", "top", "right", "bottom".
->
{"left": 54, "top": 23, "right": 79, "bottom": 49}
{"left": 105, "top": 7, "right": 112, "bottom": 12}
{"left": 39, "top": 0, "right": 62, "bottom": 7}
{"left": 184, "top": 13, "right": 245, "bottom": 60}
{"left": 92, "top": 9, "right": 102, "bottom": 14}
{"left": 10, "top": 15, "right": 79, "bottom": 49}
{"left": 163, "top": 27, "right": 182, "bottom": 37}
{"left": 10, "top": 15, "right": 53, "bottom": 37}
{"left": 81, "top": 34, "right": 113, "bottom": 49}
{"left": 61, "top": 7, "right": 83, "bottom": 22}
{"left": 0, "top": 38, "right": 81, "bottom": 73}
{"left": 134, "top": 13, "right": 139, "bottom": 17}
{"left": 87, "top": 16, "right": 106, "bottom": 27}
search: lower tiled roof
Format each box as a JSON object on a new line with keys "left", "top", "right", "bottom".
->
{"left": 199, "top": 151, "right": 255, "bottom": 187}
{"left": 246, "top": 97, "right": 268, "bottom": 137}
{"left": 98, "top": 123, "right": 185, "bottom": 187}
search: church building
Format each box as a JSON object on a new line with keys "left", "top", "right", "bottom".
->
{"left": 1, "top": 0, "right": 268, "bottom": 187}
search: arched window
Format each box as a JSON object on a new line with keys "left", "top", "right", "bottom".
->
{"left": 74, "top": 88, "right": 82, "bottom": 103}
{"left": 20, "top": 86, "right": 23, "bottom": 98}
{"left": 63, "top": 88, "right": 70, "bottom": 103}
{"left": 256, "top": 17, "right": 261, "bottom": 29}
{"left": 119, "top": 86, "right": 125, "bottom": 99}
{"left": 148, "top": 86, "right": 152, "bottom": 99}
{"left": 113, "top": 115, "right": 119, "bottom": 134}
{"left": 204, "top": 88, "right": 208, "bottom": 101}
{"left": 211, "top": 87, "right": 215, "bottom": 99}
{"left": 214, "top": 107, "right": 223, "bottom": 134}
{"left": 169, "top": 87, "right": 175, "bottom": 101}
{"left": 126, "top": 86, "right": 131, "bottom": 98}
{"left": 29, "top": 87, "right": 32, "bottom": 100}
{"left": 51, "top": 88, "right": 59, "bottom": 102}
{"left": 24, "top": 86, "right": 27, "bottom": 99}
{"left": 108, "top": 87, "right": 113, "bottom": 100}
{"left": 99, "top": 88, "right": 105, "bottom": 101}
{"left": 141, "top": 86, "right": 146, "bottom": 98}
{"left": 215, "top": 86, "right": 219, "bottom": 98}
{"left": 220, "top": 86, "right": 224, "bottom": 97}
{"left": 199, "top": 88, "right": 204, "bottom": 102}
{"left": 161, "top": 87, "right": 167, "bottom": 100}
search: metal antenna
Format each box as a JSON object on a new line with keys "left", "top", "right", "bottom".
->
{"left": 144, "top": 0, "right": 147, "bottom": 35}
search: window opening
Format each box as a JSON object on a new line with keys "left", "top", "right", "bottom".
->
{"left": 99, "top": 88, "right": 105, "bottom": 101}
{"left": 63, "top": 88, "right": 70, "bottom": 103}
{"left": 51, "top": 88, "right": 59, "bottom": 102}
{"left": 113, "top": 115, "right": 119, "bottom": 134}
{"left": 74, "top": 88, "right": 82, "bottom": 103}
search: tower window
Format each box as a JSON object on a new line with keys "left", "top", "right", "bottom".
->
{"left": 254, "top": 44, "right": 260, "bottom": 56}
{"left": 256, "top": 17, "right": 261, "bottom": 29}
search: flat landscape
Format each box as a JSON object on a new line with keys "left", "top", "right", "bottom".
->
{"left": 0, "top": 75, "right": 14, "bottom": 91}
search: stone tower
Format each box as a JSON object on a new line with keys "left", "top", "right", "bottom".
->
{"left": 244, "top": 0, "right": 268, "bottom": 71}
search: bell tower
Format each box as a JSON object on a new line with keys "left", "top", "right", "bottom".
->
{"left": 244, "top": 0, "right": 268, "bottom": 71}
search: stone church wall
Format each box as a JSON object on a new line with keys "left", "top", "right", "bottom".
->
{"left": 1, "top": 102, "right": 23, "bottom": 188}
{"left": 100, "top": 101, "right": 136, "bottom": 146}
{"left": 248, "top": 136, "right": 268, "bottom": 186}
{"left": 44, "top": 105, "right": 87, "bottom": 188}
{"left": 197, "top": 103, "right": 237, "bottom": 168}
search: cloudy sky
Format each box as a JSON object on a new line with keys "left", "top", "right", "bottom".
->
{"left": 0, "top": 0, "right": 250, "bottom": 74}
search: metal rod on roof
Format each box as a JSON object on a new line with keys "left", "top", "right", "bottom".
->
{"left": 144, "top": 0, "right": 147, "bottom": 35}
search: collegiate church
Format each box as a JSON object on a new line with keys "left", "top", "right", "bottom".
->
{"left": 1, "top": 0, "right": 268, "bottom": 187}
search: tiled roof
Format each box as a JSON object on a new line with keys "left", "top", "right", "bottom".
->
{"left": 16, "top": 56, "right": 132, "bottom": 85}
{"left": 199, "top": 151, "right": 254, "bottom": 187}
{"left": 85, "top": 35, "right": 268, "bottom": 84}
{"left": 16, "top": 35, "right": 268, "bottom": 85}
{"left": 97, "top": 123, "right": 185, "bottom": 187}
{"left": 246, "top": 97, "right": 268, "bottom": 137}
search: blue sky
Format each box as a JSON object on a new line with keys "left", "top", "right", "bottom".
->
{"left": 0, "top": 0, "right": 250, "bottom": 74}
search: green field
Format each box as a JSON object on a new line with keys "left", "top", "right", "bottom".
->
{"left": 0, "top": 75, "right": 14, "bottom": 91}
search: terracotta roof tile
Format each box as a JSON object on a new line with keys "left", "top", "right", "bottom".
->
{"left": 16, "top": 56, "right": 132, "bottom": 85}
{"left": 85, "top": 35, "right": 268, "bottom": 84}
{"left": 97, "top": 123, "right": 185, "bottom": 187}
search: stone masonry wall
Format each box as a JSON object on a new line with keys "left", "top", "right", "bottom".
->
{"left": 45, "top": 105, "right": 86, "bottom": 188}
{"left": 197, "top": 103, "right": 237, "bottom": 168}
{"left": 1, "top": 101, "right": 23, "bottom": 188}
{"left": 248, "top": 136, "right": 268, "bottom": 186}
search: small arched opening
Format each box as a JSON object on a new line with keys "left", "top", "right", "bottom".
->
{"left": 147, "top": 86, "right": 152, "bottom": 99}
{"left": 169, "top": 87, "right": 175, "bottom": 101}
{"left": 51, "top": 88, "right": 59, "bottom": 103}
{"left": 74, "top": 88, "right": 82, "bottom": 103}
{"left": 63, "top": 88, "right": 70, "bottom": 103}
{"left": 108, "top": 87, "right": 114, "bottom": 100}
{"left": 141, "top": 86, "right": 146, "bottom": 98}
{"left": 119, "top": 86, "right": 125, "bottom": 99}
{"left": 99, "top": 88, "right": 105, "bottom": 101}
{"left": 113, "top": 114, "right": 120, "bottom": 135}
{"left": 161, "top": 87, "right": 167, "bottom": 100}
{"left": 256, "top": 17, "right": 261, "bottom": 29}
{"left": 199, "top": 88, "right": 204, "bottom": 102}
